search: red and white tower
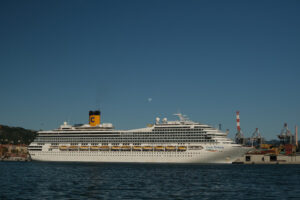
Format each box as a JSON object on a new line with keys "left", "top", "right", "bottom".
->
{"left": 295, "top": 125, "right": 298, "bottom": 147}
{"left": 235, "top": 110, "right": 244, "bottom": 145}
{"left": 236, "top": 111, "right": 241, "bottom": 132}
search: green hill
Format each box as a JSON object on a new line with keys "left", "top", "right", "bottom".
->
{"left": 0, "top": 125, "right": 37, "bottom": 145}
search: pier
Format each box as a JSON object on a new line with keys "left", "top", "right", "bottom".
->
{"left": 233, "top": 154, "right": 300, "bottom": 164}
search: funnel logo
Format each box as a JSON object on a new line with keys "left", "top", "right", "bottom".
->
{"left": 90, "top": 117, "right": 95, "bottom": 123}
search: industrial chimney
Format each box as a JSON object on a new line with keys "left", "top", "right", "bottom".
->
{"left": 296, "top": 125, "right": 298, "bottom": 147}
{"left": 236, "top": 111, "right": 241, "bottom": 132}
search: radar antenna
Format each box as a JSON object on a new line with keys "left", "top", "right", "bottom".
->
{"left": 174, "top": 113, "right": 189, "bottom": 122}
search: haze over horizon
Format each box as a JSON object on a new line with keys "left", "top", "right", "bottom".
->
{"left": 0, "top": 0, "right": 299, "bottom": 140}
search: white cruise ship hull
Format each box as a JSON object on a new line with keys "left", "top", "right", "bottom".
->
{"left": 29, "top": 111, "right": 252, "bottom": 164}
{"left": 29, "top": 146, "right": 251, "bottom": 164}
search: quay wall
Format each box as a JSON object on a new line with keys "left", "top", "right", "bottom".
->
{"left": 234, "top": 154, "right": 300, "bottom": 164}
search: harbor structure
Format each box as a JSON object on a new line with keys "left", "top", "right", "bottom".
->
{"left": 0, "top": 144, "right": 30, "bottom": 161}
{"left": 250, "top": 128, "right": 264, "bottom": 147}
{"left": 278, "top": 123, "right": 295, "bottom": 145}
{"left": 235, "top": 111, "right": 246, "bottom": 145}
{"left": 234, "top": 154, "right": 300, "bottom": 164}
{"left": 234, "top": 122, "right": 300, "bottom": 164}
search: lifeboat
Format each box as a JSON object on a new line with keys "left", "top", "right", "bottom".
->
{"left": 79, "top": 146, "right": 89, "bottom": 151}
{"left": 59, "top": 146, "right": 68, "bottom": 150}
{"left": 165, "top": 146, "right": 176, "bottom": 151}
{"left": 132, "top": 146, "right": 142, "bottom": 151}
{"left": 121, "top": 146, "right": 131, "bottom": 151}
{"left": 143, "top": 146, "right": 153, "bottom": 151}
{"left": 188, "top": 146, "right": 203, "bottom": 150}
{"left": 155, "top": 146, "right": 164, "bottom": 151}
{"left": 68, "top": 146, "right": 79, "bottom": 151}
{"left": 177, "top": 146, "right": 187, "bottom": 151}
{"left": 111, "top": 146, "right": 120, "bottom": 151}
{"left": 90, "top": 146, "right": 99, "bottom": 151}
{"left": 50, "top": 145, "right": 58, "bottom": 149}
{"left": 99, "top": 146, "right": 109, "bottom": 151}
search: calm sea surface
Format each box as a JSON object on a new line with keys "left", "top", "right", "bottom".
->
{"left": 0, "top": 162, "right": 300, "bottom": 200}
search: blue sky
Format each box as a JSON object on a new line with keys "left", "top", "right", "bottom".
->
{"left": 0, "top": 0, "right": 299, "bottom": 139}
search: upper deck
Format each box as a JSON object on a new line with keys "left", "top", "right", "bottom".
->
{"left": 37, "top": 113, "right": 227, "bottom": 139}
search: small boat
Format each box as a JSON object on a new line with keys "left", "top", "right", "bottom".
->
{"left": 177, "top": 146, "right": 187, "bottom": 151}
{"left": 143, "top": 146, "right": 153, "bottom": 151}
{"left": 188, "top": 145, "right": 203, "bottom": 150}
{"left": 154, "top": 146, "right": 164, "bottom": 151}
{"left": 132, "top": 146, "right": 142, "bottom": 151}
{"left": 99, "top": 146, "right": 109, "bottom": 151}
{"left": 68, "top": 146, "right": 79, "bottom": 151}
{"left": 79, "top": 146, "right": 89, "bottom": 151}
{"left": 59, "top": 146, "right": 68, "bottom": 150}
{"left": 111, "top": 146, "right": 121, "bottom": 151}
{"left": 121, "top": 146, "right": 131, "bottom": 151}
{"left": 165, "top": 146, "right": 176, "bottom": 151}
{"left": 90, "top": 146, "right": 99, "bottom": 150}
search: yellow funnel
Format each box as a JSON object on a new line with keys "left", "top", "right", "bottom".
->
{"left": 89, "top": 110, "right": 101, "bottom": 126}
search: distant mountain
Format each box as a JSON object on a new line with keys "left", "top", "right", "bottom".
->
{"left": 0, "top": 125, "right": 37, "bottom": 145}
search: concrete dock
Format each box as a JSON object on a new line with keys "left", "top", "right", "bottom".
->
{"left": 233, "top": 154, "right": 300, "bottom": 164}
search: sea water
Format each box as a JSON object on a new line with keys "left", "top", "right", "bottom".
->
{"left": 0, "top": 162, "right": 299, "bottom": 200}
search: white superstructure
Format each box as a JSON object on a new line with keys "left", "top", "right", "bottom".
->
{"left": 28, "top": 113, "right": 251, "bottom": 163}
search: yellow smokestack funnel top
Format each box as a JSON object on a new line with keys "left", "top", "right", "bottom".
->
{"left": 89, "top": 110, "right": 101, "bottom": 126}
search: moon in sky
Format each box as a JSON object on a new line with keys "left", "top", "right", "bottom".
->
{"left": 148, "top": 98, "right": 152, "bottom": 102}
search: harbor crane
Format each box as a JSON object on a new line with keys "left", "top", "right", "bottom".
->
{"left": 250, "top": 128, "right": 264, "bottom": 147}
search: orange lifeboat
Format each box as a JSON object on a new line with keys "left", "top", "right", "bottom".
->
{"left": 165, "top": 146, "right": 176, "bottom": 151}
{"left": 143, "top": 146, "right": 153, "bottom": 151}
{"left": 132, "top": 146, "right": 142, "bottom": 151}
{"left": 177, "top": 146, "right": 187, "bottom": 151}
{"left": 155, "top": 146, "right": 164, "bottom": 151}
{"left": 121, "top": 146, "right": 131, "bottom": 151}
{"left": 79, "top": 146, "right": 89, "bottom": 151}
{"left": 99, "top": 146, "right": 109, "bottom": 151}
{"left": 111, "top": 146, "right": 120, "bottom": 151}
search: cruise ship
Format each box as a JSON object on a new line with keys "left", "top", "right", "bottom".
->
{"left": 28, "top": 111, "right": 252, "bottom": 163}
